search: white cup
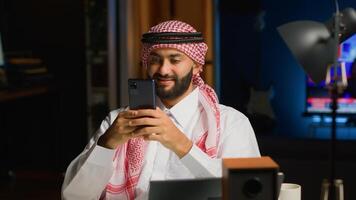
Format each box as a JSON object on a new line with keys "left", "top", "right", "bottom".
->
{"left": 278, "top": 183, "right": 301, "bottom": 200}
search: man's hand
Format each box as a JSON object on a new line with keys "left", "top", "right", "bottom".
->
{"left": 128, "top": 107, "right": 193, "bottom": 158}
{"left": 97, "top": 111, "right": 140, "bottom": 149}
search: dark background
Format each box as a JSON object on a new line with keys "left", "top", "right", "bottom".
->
{"left": 0, "top": 0, "right": 87, "bottom": 171}
{"left": 219, "top": 0, "right": 356, "bottom": 199}
{"left": 1, "top": 0, "right": 356, "bottom": 199}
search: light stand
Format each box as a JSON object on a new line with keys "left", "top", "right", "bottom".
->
{"left": 277, "top": 3, "right": 356, "bottom": 200}
{"left": 328, "top": 2, "right": 341, "bottom": 199}
{"left": 327, "top": 81, "right": 340, "bottom": 200}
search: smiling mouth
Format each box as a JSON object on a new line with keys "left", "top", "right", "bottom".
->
{"left": 156, "top": 78, "right": 174, "bottom": 86}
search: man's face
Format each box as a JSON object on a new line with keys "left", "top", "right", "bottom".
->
{"left": 147, "top": 48, "right": 200, "bottom": 100}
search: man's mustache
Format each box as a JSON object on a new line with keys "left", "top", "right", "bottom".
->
{"left": 152, "top": 73, "right": 177, "bottom": 81}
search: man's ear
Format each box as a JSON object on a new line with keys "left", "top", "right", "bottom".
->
{"left": 192, "top": 63, "right": 202, "bottom": 75}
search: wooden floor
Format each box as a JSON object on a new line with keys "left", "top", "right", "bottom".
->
{"left": 0, "top": 170, "right": 62, "bottom": 200}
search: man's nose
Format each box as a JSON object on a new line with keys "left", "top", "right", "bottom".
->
{"left": 158, "top": 59, "right": 171, "bottom": 74}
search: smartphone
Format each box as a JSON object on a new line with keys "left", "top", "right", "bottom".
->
{"left": 128, "top": 79, "right": 156, "bottom": 110}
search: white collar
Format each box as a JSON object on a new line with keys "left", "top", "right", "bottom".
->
{"left": 157, "top": 88, "right": 199, "bottom": 128}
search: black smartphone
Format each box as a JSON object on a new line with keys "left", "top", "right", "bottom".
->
{"left": 128, "top": 79, "right": 156, "bottom": 110}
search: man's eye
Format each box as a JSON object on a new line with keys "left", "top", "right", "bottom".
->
{"left": 170, "top": 59, "right": 180, "bottom": 64}
{"left": 149, "top": 57, "right": 160, "bottom": 64}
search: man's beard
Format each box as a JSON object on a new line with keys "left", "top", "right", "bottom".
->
{"left": 151, "top": 68, "right": 193, "bottom": 100}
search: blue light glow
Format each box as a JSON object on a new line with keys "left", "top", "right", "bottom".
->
{"left": 322, "top": 117, "right": 348, "bottom": 124}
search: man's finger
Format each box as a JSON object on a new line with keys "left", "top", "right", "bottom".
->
{"left": 134, "top": 108, "right": 160, "bottom": 118}
{"left": 109, "top": 124, "right": 136, "bottom": 135}
{"left": 119, "top": 110, "right": 138, "bottom": 119}
{"left": 143, "top": 133, "right": 160, "bottom": 141}
{"left": 128, "top": 117, "right": 161, "bottom": 127}
{"left": 133, "top": 126, "right": 160, "bottom": 136}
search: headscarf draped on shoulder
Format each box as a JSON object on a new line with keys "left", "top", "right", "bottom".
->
{"left": 102, "top": 20, "right": 221, "bottom": 200}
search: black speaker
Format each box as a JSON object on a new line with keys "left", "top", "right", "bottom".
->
{"left": 223, "top": 156, "right": 279, "bottom": 200}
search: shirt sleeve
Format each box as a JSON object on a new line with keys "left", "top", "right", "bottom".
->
{"left": 61, "top": 111, "right": 119, "bottom": 200}
{"left": 180, "top": 108, "right": 260, "bottom": 178}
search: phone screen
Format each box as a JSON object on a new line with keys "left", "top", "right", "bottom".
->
{"left": 128, "top": 79, "right": 156, "bottom": 110}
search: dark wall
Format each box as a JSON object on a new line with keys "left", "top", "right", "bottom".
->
{"left": 219, "top": 1, "right": 356, "bottom": 199}
{"left": 258, "top": 0, "right": 332, "bottom": 138}
{"left": 219, "top": 0, "right": 263, "bottom": 114}
{"left": 219, "top": 0, "right": 356, "bottom": 138}
{"left": 1, "top": 0, "right": 87, "bottom": 171}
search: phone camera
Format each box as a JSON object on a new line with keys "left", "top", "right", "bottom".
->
{"left": 129, "top": 82, "right": 137, "bottom": 89}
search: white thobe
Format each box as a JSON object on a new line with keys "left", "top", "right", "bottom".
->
{"left": 62, "top": 88, "right": 260, "bottom": 200}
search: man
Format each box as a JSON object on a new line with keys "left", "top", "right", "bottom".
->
{"left": 62, "top": 20, "right": 260, "bottom": 200}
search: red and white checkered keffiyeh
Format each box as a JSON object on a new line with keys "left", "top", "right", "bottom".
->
{"left": 102, "top": 20, "right": 221, "bottom": 200}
